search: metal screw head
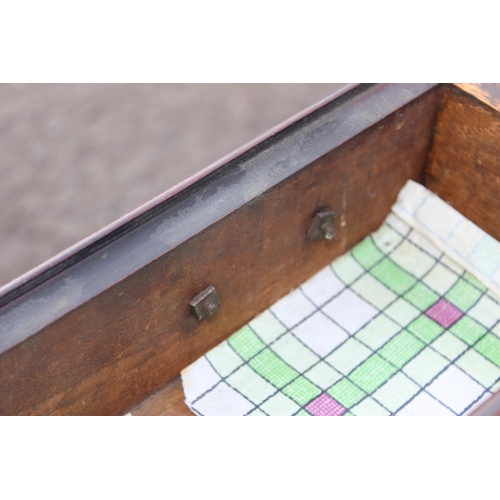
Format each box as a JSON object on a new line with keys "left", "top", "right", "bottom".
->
{"left": 189, "top": 285, "right": 220, "bottom": 321}
{"left": 307, "top": 211, "right": 336, "bottom": 240}
{"left": 203, "top": 299, "right": 218, "bottom": 315}
{"left": 320, "top": 220, "right": 335, "bottom": 240}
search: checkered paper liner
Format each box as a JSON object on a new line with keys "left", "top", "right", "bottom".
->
{"left": 182, "top": 181, "right": 500, "bottom": 416}
{"left": 393, "top": 181, "right": 500, "bottom": 299}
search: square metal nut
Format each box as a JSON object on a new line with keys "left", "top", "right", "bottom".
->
{"left": 189, "top": 285, "right": 220, "bottom": 321}
{"left": 307, "top": 211, "right": 336, "bottom": 240}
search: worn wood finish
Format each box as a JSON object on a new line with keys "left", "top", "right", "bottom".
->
{"left": 131, "top": 377, "right": 194, "bottom": 416}
{"left": 0, "top": 85, "right": 437, "bottom": 353}
{"left": 426, "top": 84, "right": 500, "bottom": 242}
{"left": 454, "top": 83, "right": 500, "bottom": 113}
{"left": 0, "top": 87, "right": 440, "bottom": 416}
{"left": 0, "top": 85, "right": 361, "bottom": 310}
{"left": 429, "top": 83, "right": 500, "bottom": 417}
{"left": 455, "top": 83, "right": 500, "bottom": 417}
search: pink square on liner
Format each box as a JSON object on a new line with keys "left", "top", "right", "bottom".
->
{"left": 426, "top": 298, "right": 463, "bottom": 328}
{"left": 305, "top": 393, "right": 346, "bottom": 416}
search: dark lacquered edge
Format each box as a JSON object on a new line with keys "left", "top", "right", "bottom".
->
{"left": 0, "top": 83, "right": 438, "bottom": 353}
{"left": 0, "top": 83, "right": 359, "bottom": 304}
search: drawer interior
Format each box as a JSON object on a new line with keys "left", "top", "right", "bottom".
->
{"left": 2, "top": 83, "right": 500, "bottom": 415}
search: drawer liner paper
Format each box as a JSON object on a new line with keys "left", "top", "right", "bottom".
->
{"left": 181, "top": 180, "right": 500, "bottom": 416}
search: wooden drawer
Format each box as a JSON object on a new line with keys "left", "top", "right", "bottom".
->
{"left": 2, "top": 83, "right": 499, "bottom": 415}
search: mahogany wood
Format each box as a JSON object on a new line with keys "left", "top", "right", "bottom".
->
{"left": 454, "top": 83, "right": 500, "bottom": 112}
{"left": 427, "top": 83, "right": 500, "bottom": 416}
{"left": 0, "top": 86, "right": 440, "bottom": 416}
{"left": 131, "top": 377, "right": 194, "bottom": 416}
{"left": 79, "top": 82, "right": 500, "bottom": 417}
{"left": 426, "top": 84, "right": 500, "bottom": 242}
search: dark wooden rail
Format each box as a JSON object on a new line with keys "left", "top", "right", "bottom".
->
{"left": 0, "top": 83, "right": 441, "bottom": 415}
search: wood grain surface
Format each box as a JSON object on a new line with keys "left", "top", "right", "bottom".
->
{"left": 130, "top": 91, "right": 440, "bottom": 416}
{"left": 426, "top": 84, "right": 500, "bottom": 242}
{"left": 138, "top": 83, "right": 500, "bottom": 417}
{"left": 0, "top": 84, "right": 347, "bottom": 289}
{"left": 454, "top": 83, "right": 500, "bottom": 112}
{"left": 0, "top": 87, "right": 440, "bottom": 416}
{"left": 131, "top": 377, "right": 194, "bottom": 416}
{"left": 429, "top": 83, "right": 500, "bottom": 417}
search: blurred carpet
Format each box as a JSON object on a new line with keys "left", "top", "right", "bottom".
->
{"left": 0, "top": 83, "right": 346, "bottom": 287}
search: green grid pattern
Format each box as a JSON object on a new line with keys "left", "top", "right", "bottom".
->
{"left": 327, "top": 379, "right": 366, "bottom": 407}
{"left": 371, "top": 258, "right": 417, "bottom": 295}
{"left": 378, "top": 330, "right": 425, "bottom": 368}
{"left": 352, "top": 238, "right": 384, "bottom": 269}
{"left": 348, "top": 354, "right": 398, "bottom": 393}
{"left": 228, "top": 326, "right": 265, "bottom": 361}
{"left": 450, "top": 317, "right": 487, "bottom": 346}
{"left": 248, "top": 349, "right": 298, "bottom": 388}
{"left": 407, "top": 316, "right": 444, "bottom": 343}
{"left": 445, "top": 279, "right": 483, "bottom": 312}
{"left": 475, "top": 334, "right": 500, "bottom": 366}
{"left": 404, "top": 282, "right": 439, "bottom": 311}
{"left": 402, "top": 348, "right": 449, "bottom": 386}
{"left": 283, "top": 377, "right": 322, "bottom": 406}
{"left": 187, "top": 217, "right": 500, "bottom": 416}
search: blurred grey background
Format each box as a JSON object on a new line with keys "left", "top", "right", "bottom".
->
{"left": 0, "top": 83, "right": 346, "bottom": 287}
